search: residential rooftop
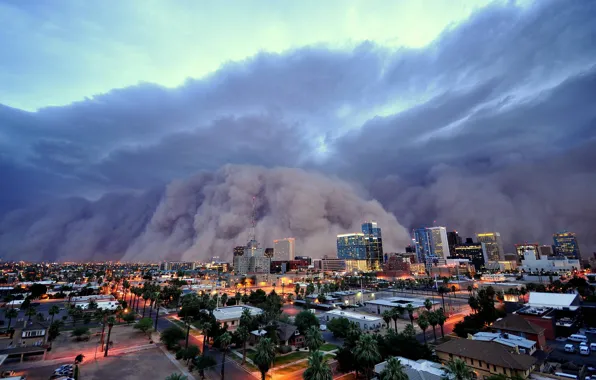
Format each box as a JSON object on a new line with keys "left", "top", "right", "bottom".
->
{"left": 325, "top": 309, "right": 382, "bottom": 321}
{"left": 492, "top": 314, "right": 546, "bottom": 334}
{"left": 212, "top": 305, "right": 262, "bottom": 321}
{"left": 364, "top": 296, "right": 438, "bottom": 309}
{"left": 435, "top": 339, "right": 537, "bottom": 371}
{"left": 375, "top": 356, "right": 445, "bottom": 379}
{"left": 472, "top": 332, "right": 536, "bottom": 350}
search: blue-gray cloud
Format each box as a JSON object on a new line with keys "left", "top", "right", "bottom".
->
{"left": 1, "top": 0, "right": 595, "bottom": 261}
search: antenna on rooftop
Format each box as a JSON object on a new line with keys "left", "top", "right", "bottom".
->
{"left": 249, "top": 196, "right": 256, "bottom": 242}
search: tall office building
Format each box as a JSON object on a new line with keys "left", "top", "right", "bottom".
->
{"left": 273, "top": 238, "right": 295, "bottom": 261}
{"left": 337, "top": 221, "right": 384, "bottom": 270}
{"left": 553, "top": 231, "right": 581, "bottom": 259}
{"left": 362, "top": 221, "right": 383, "bottom": 270}
{"left": 413, "top": 227, "right": 449, "bottom": 266}
{"left": 447, "top": 231, "right": 462, "bottom": 256}
{"left": 453, "top": 242, "right": 486, "bottom": 270}
{"left": 515, "top": 243, "right": 539, "bottom": 260}
{"left": 337, "top": 233, "right": 367, "bottom": 260}
{"left": 476, "top": 232, "right": 505, "bottom": 262}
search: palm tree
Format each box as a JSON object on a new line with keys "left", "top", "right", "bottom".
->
{"left": 305, "top": 326, "right": 324, "bottom": 351}
{"left": 184, "top": 316, "right": 194, "bottom": 349}
{"left": 253, "top": 338, "right": 276, "bottom": 380}
{"left": 354, "top": 334, "right": 381, "bottom": 380}
{"left": 405, "top": 303, "right": 415, "bottom": 326}
{"left": 236, "top": 325, "right": 250, "bottom": 364}
{"left": 427, "top": 311, "right": 438, "bottom": 343}
{"left": 382, "top": 310, "right": 392, "bottom": 329}
{"left": 379, "top": 357, "right": 408, "bottom": 380}
{"left": 165, "top": 374, "right": 187, "bottom": 380}
{"left": 467, "top": 285, "right": 473, "bottom": 296}
{"left": 438, "top": 286, "right": 447, "bottom": 310}
{"left": 104, "top": 316, "right": 116, "bottom": 357}
{"left": 443, "top": 358, "right": 474, "bottom": 380}
{"left": 302, "top": 351, "right": 332, "bottom": 380}
{"left": 199, "top": 321, "right": 212, "bottom": 353}
{"left": 468, "top": 296, "right": 479, "bottom": 314}
{"left": 436, "top": 308, "right": 447, "bottom": 338}
{"left": 390, "top": 308, "right": 399, "bottom": 330}
{"left": 4, "top": 308, "right": 18, "bottom": 330}
{"left": 48, "top": 305, "right": 60, "bottom": 324}
{"left": 424, "top": 298, "right": 433, "bottom": 312}
{"left": 218, "top": 332, "right": 232, "bottom": 380}
{"left": 417, "top": 313, "right": 429, "bottom": 345}
{"left": 142, "top": 291, "right": 150, "bottom": 317}
{"left": 26, "top": 306, "right": 37, "bottom": 322}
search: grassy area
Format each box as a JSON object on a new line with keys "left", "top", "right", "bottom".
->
{"left": 228, "top": 351, "right": 258, "bottom": 372}
{"left": 274, "top": 350, "right": 310, "bottom": 365}
{"left": 319, "top": 343, "right": 338, "bottom": 352}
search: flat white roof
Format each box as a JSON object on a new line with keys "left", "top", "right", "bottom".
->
{"left": 528, "top": 292, "right": 579, "bottom": 310}
{"left": 364, "top": 296, "right": 438, "bottom": 308}
{"left": 212, "top": 306, "right": 262, "bottom": 321}
{"left": 325, "top": 309, "right": 381, "bottom": 322}
{"left": 473, "top": 332, "right": 536, "bottom": 349}
{"left": 375, "top": 356, "right": 445, "bottom": 377}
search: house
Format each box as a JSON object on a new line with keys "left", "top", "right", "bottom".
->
{"left": 374, "top": 356, "right": 445, "bottom": 380}
{"left": 212, "top": 306, "right": 263, "bottom": 331}
{"left": 276, "top": 322, "right": 305, "bottom": 348}
{"left": 492, "top": 314, "right": 547, "bottom": 350}
{"left": 20, "top": 322, "right": 47, "bottom": 347}
{"left": 435, "top": 339, "right": 537, "bottom": 379}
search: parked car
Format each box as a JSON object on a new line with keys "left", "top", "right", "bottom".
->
{"left": 565, "top": 344, "right": 576, "bottom": 353}
{"left": 586, "top": 327, "right": 596, "bottom": 334}
{"left": 580, "top": 345, "right": 591, "bottom": 356}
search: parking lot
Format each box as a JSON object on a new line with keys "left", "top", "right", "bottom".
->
{"left": 549, "top": 334, "right": 596, "bottom": 368}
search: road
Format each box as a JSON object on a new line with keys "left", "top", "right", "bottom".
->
{"left": 156, "top": 312, "right": 258, "bottom": 380}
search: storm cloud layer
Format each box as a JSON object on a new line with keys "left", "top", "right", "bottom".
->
{"left": 1, "top": 0, "right": 596, "bottom": 261}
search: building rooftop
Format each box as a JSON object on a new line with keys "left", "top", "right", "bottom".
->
{"left": 435, "top": 339, "right": 537, "bottom": 371}
{"left": 492, "top": 314, "right": 545, "bottom": 335}
{"left": 325, "top": 309, "right": 381, "bottom": 322}
{"left": 212, "top": 305, "right": 262, "bottom": 321}
{"left": 375, "top": 356, "right": 445, "bottom": 379}
{"left": 472, "top": 332, "right": 536, "bottom": 350}
{"left": 364, "top": 296, "right": 438, "bottom": 309}
{"left": 527, "top": 292, "right": 580, "bottom": 310}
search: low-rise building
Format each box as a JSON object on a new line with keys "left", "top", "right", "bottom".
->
{"left": 491, "top": 314, "right": 547, "bottom": 350}
{"left": 212, "top": 305, "right": 262, "bottom": 331}
{"left": 374, "top": 356, "right": 445, "bottom": 380}
{"left": 520, "top": 251, "right": 580, "bottom": 274}
{"left": 514, "top": 292, "right": 581, "bottom": 339}
{"left": 435, "top": 339, "right": 537, "bottom": 379}
{"left": 363, "top": 296, "right": 438, "bottom": 317}
{"left": 321, "top": 309, "right": 382, "bottom": 331}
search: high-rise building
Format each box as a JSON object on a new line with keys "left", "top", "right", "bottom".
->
{"left": 476, "top": 232, "right": 505, "bottom": 262}
{"left": 453, "top": 242, "right": 486, "bottom": 270}
{"left": 233, "top": 246, "right": 245, "bottom": 256}
{"left": 337, "top": 233, "right": 367, "bottom": 260}
{"left": 538, "top": 245, "right": 554, "bottom": 258}
{"left": 515, "top": 243, "right": 539, "bottom": 260}
{"left": 273, "top": 238, "right": 295, "bottom": 261}
{"left": 447, "top": 231, "right": 462, "bottom": 256}
{"left": 553, "top": 231, "right": 581, "bottom": 259}
{"left": 413, "top": 227, "right": 449, "bottom": 267}
{"left": 362, "top": 221, "right": 383, "bottom": 270}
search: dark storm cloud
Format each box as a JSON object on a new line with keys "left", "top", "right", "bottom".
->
{"left": 1, "top": 0, "right": 595, "bottom": 261}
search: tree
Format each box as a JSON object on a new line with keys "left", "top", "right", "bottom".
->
{"left": 379, "top": 357, "right": 408, "bottom": 380}
{"left": 48, "top": 321, "right": 64, "bottom": 344}
{"left": 74, "top": 353, "right": 84, "bottom": 380}
{"left": 161, "top": 326, "right": 185, "bottom": 350}
{"left": 123, "top": 312, "right": 136, "bottom": 324}
{"left": 443, "top": 358, "right": 474, "bottom": 380}
{"left": 424, "top": 298, "right": 433, "bottom": 311}
{"left": 218, "top": 332, "right": 232, "bottom": 380}
{"left": 71, "top": 327, "right": 90, "bottom": 341}
{"left": 134, "top": 317, "right": 153, "bottom": 335}
{"left": 4, "top": 308, "right": 17, "bottom": 330}
{"left": 295, "top": 310, "right": 319, "bottom": 335}
{"left": 427, "top": 311, "right": 438, "bottom": 343}
{"left": 305, "top": 326, "right": 324, "bottom": 351}
{"left": 327, "top": 317, "right": 351, "bottom": 338}
{"left": 236, "top": 325, "right": 250, "bottom": 364}
{"left": 184, "top": 316, "right": 194, "bottom": 349}
{"left": 417, "top": 313, "right": 429, "bottom": 345}
{"left": 49, "top": 305, "right": 60, "bottom": 324}
{"left": 88, "top": 299, "right": 98, "bottom": 310}
{"left": 26, "top": 306, "right": 37, "bottom": 322}
{"left": 104, "top": 316, "right": 116, "bottom": 357}
{"left": 354, "top": 334, "right": 381, "bottom": 380}
{"left": 391, "top": 308, "right": 400, "bottom": 330}
{"left": 382, "top": 310, "right": 392, "bottom": 328}
{"left": 302, "top": 351, "right": 332, "bottom": 380}
{"left": 165, "top": 374, "right": 187, "bottom": 380}
{"left": 253, "top": 337, "right": 276, "bottom": 380}
{"left": 438, "top": 287, "right": 448, "bottom": 310}
{"left": 436, "top": 308, "right": 447, "bottom": 338}
{"left": 468, "top": 296, "right": 479, "bottom": 314}
{"left": 29, "top": 283, "right": 47, "bottom": 299}
{"left": 193, "top": 354, "right": 216, "bottom": 379}
{"left": 406, "top": 303, "right": 415, "bottom": 326}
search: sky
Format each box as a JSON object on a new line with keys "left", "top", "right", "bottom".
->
{"left": 1, "top": 0, "right": 595, "bottom": 262}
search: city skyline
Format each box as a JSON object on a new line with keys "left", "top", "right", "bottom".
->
{"left": 1, "top": 0, "right": 595, "bottom": 263}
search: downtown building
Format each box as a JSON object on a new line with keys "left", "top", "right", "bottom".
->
{"left": 412, "top": 226, "right": 450, "bottom": 270}
{"left": 553, "top": 231, "right": 581, "bottom": 259}
{"left": 273, "top": 238, "right": 295, "bottom": 261}
{"left": 336, "top": 221, "right": 384, "bottom": 270}
{"left": 233, "top": 238, "right": 270, "bottom": 275}
{"left": 451, "top": 238, "right": 488, "bottom": 271}
{"left": 476, "top": 232, "right": 505, "bottom": 262}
